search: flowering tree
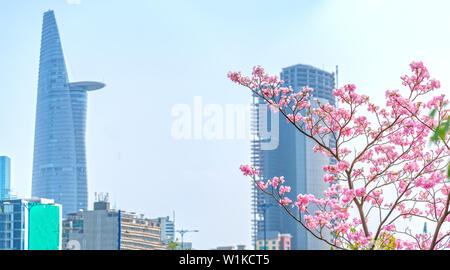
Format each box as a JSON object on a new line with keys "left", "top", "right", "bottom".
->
{"left": 229, "top": 62, "right": 450, "bottom": 250}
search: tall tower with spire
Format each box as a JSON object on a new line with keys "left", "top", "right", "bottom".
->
{"left": 32, "top": 10, "right": 105, "bottom": 216}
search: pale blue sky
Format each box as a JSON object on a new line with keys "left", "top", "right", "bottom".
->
{"left": 0, "top": 0, "right": 449, "bottom": 249}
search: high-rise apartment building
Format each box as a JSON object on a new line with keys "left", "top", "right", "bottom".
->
{"left": 0, "top": 198, "right": 62, "bottom": 250}
{"left": 32, "top": 10, "right": 105, "bottom": 216}
{"left": 0, "top": 156, "right": 11, "bottom": 200}
{"left": 251, "top": 64, "right": 336, "bottom": 250}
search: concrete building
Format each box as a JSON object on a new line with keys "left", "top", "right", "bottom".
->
{"left": 0, "top": 198, "right": 62, "bottom": 250}
{"left": 256, "top": 231, "right": 292, "bottom": 250}
{"left": 0, "top": 156, "right": 11, "bottom": 200}
{"left": 251, "top": 64, "right": 336, "bottom": 250}
{"left": 32, "top": 10, "right": 105, "bottom": 216}
{"left": 63, "top": 201, "right": 167, "bottom": 250}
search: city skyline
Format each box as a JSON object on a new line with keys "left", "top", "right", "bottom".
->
{"left": 1, "top": 0, "right": 449, "bottom": 249}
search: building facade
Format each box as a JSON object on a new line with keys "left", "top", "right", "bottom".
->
{"left": 213, "top": 245, "right": 247, "bottom": 250}
{"left": 0, "top": 156, "right": 11, "bottom": 200}
{"left": 0, "top": 198, "right": 62, "bottom": 250}
{"left": 251, "top": 64, "right": 336, "bottom": 250}
{"left": 151, "top": 216, "right": 175, "bottom": 243}
{"left": 32, "top": 10, "right": 105, "bottom": 216}
{"left": 63, "top": 201, "right": 167, "bottom": 250}
{"left": 255, "top": 231, "right": 292, "bottom": 250}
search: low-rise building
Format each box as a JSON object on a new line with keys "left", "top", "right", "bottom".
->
{"left": 256, "top": 231, "right": 292, "bottom": 250}
{"left": 0, "top": 198, "right": 62, "bottom": 250}
{"left": 63, "top": 200, "right": 167, "bottom": 250}
{"left": 213, "top": 245, "right": 247, "bottom": 250}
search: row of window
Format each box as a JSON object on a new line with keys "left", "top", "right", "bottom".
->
{"left": 258, "top": 240, "right": 277, "bottom": 245}
{"left": 0, "top": 239, "right": 22, "bottom": 249}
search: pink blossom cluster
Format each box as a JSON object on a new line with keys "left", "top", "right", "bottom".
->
{"left": 231, "top": 62, "right": 450, "bottom": 250}
{"left": 239, "top": 165, "right": 258, "bottom": 177}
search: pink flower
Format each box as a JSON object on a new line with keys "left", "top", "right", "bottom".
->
{"left": 384, "top": 224, "right": 396, "bottom": 232}
{"left": 257, "top": 181, "right": 268, "bottom": 190}
{"left": 295, "top": 194, "right": 317, "bottom": 213}
{"left": 337, "top": 160, "right": 350, "bottom": 171}
{"left": 279, "top": 197, "right": 293, "bottom": 206}
{"left": 279, "top": 185, "right": 291, "bottom": 195}
{"left": 323, "top": 174, "right": 336, "bottom": 184}
{"left": 239, "top": 165, "right": 258, "bottom": 177}
{"left": 342, "top": 189, "right": 355, "bottom": 204}
{"left": 355, "top": 187, "right": 366, "bottom": 197}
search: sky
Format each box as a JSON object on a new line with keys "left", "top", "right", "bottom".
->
{"left": 0, "top": 0, "right": 449, "bottom": 249}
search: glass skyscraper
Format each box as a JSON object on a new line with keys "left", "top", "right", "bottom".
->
{"left": 32, "top": 10, "right": 105, "bottom": 216}
{"left": 0, "top": 156, "right": 11, "bottom": 201}
{"left": 251, "top": 64, "right": 335, "bottom": 250}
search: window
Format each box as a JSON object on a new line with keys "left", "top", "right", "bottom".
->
{"left": 14, "top": 213, "right": 21, "bottom": 221}
{"left": 2, "top": 241, "right": 10, "bottom": 249}
{"left": 13, "top": 203, "right": 21, "bottom": 212}
{"left": 13, "top": 239, "right": 21, "bottom": 250}
{"left": 13, "top": 230, "right": 21, "bottom": 238}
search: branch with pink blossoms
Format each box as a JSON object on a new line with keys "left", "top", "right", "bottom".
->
{"left": 230, "top": 62, "right": 450, "bottom": 250}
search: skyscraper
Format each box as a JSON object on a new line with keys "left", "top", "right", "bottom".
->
{"left": 251, "top": 64, "right": 335, "bottom": 250}
{"left": 0, "top": 156, "right": 11, "bottom": 200}
{"left": 32, "top": 10, "right": 105, "bottom": 216}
